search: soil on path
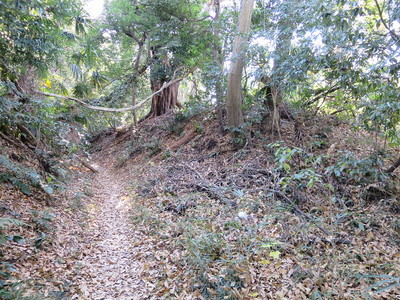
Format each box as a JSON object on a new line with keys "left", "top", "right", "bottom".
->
{"left": 72, "top": 163, "right": 148, "bottom": 300}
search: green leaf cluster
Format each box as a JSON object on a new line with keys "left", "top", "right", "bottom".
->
{"left": 0, "top": 155, "right": 54, "bottom": 196}
{"left": 0, "top": 0, "right": 84, "bottom": 80}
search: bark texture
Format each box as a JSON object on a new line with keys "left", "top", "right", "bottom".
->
{"left": 226, "top": 0, "right": 254, "bottom": 127}
{"left": 146, "top": 80, "right": 181, "bottom": 119}
{"left": 212, "top": 0, "right": 225, "bottom": 134}
{"left": 260, "top": 85, "right": 281, "bottom": 135}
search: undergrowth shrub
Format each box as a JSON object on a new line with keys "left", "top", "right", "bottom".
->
{"left": 164, "top": 120, "right": 186, "bottom": 136}
{"left": 267, "top": 142, "right": 327, "bottom": 191}
{"left": 1, "top": 82, "right": 93, "bottom": 160}
{"left": 183, "top": 232, "right": 245, "bottom": 299}
{"left": 176, "top": 98, "right": 210, "bottom": 121}
{"left": 0, "top": 155, "right": 56, "bottom": 196}
{"left": 355, "top": 274, "right": 400, "bottom": 298}
{"left": 0, "top": 218, "right": 28, "bottom": 298}
{"left": 326, "top": 151, "right": 388, "bottom": 185}
{"left": 144, "top": 138, "right": 162, "bottom": 156}
{"left": 268, "top": 141, "right": 391, "bottom": 191}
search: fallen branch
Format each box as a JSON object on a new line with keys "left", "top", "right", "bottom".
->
{"left": 242, "top": 167, "right": 274, "bottom": 177}
{"left": 38, "top": 66, "right": 196, "bottom": 113}
{"left": 386, "top": 155, "right": 400, "bottom": 173}
{"left": 0, "top": 131, "right": 27, "bottom": 149}
{"left": 183, "top": 162, "right": 206, "bottom": 183}
{"left": 183, "top": 163, "right": 235, "bottom": 207}
{"left": 250, "top": 187, "right": 332, "bottom": 236}
{"left": 74, "top": 155, "right": 99, "bottom": 173}
{"left": 17, "top": 124, "right": 37, "bottom": 147}
{"left": 270, "top": 188, "right": 331, "bottom": 236}
{"left": 170, "top": 130, "right": 197, "bottom": 151}
{"left": 188, "top": 182, "right": 235, "bottom": 206}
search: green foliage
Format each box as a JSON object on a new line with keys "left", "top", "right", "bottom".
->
{"left": 0, "top": 0, "right": 85, "bottom": 80}
{"left": 355, "top": 274, "right": 400, "bottom": 298}
{"left": 32, "top": 210, "right": 54, "bottom": 232}
{"left": 115, "top": 153, "right": 130, "bottom": 168}
{"left": 326, "top": 151, "right": 388, "bottom": 185}
{"left": 284, "top": 168, "right": 323, "bottom": 190}
{"left": 267, "top": 141, "right": 304, "bottom": 173}
{"left": 0, "top": 218, "right": 28, "bottom": 296}
{"left": 0, "top": 218, "right": 28, "bottom": 245}
{"left": 104, "top": 0, "right": 213, "bottom": 96}
{"left": 268, "top": 141, "right": 389, "bottom": 189}
{"left": 164, "top": 120, "right": 186, "bottom": 136}
{"left": 0, "top": 280, "right": 39, "bottom": 300}
{"left": 176, "top": 98, "right": 211, "bottom": 121}
{"left": 247, "top": 0, "right": 400, "bottom": 152}
{"left": 0, "top": 81, "right": 88, "bottom": 155}
{"left": 0, "top": 218, "right": 27, "bottom": 229}
{"left": 360, "top": 87, "right": 400, "bottom": 146}
{"left": 144, "top": 138, "right": 162, "bottom": 156}
{"left": 186, "top": 233, "right": 225, "bottom": 265}
{"left": 183, "top": 232, "right": 244, "bottom": 299}
{"left": 0, "top": 155, "right": 54, "bottom": 195}
{"left": 229, "top": 122, "right": 250, "bottom": 148}
{"left": 267, "top": 142, "right": 325, "bottom": 190}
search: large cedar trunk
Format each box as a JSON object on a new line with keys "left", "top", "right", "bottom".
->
{"left": 146, "top": 79, "right": 181, "bottom": 119}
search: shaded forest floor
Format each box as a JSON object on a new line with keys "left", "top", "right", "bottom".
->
{"left": 1, "top": 111, "right": 399, "bottom": 299}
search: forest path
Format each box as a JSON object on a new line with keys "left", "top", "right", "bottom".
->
{"left": 73, "top": 162, "right": 147, "bottom": 300}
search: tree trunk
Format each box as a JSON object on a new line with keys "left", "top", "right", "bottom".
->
{"left": 264, "top": 29, "right": 288, "bottom": 135}
{"left": 131, "top": 87, "right": 137, "bottom": 126}
{"left": 261, "top": 83, "right": 282, "bottom": 136}
{"left": 146, "top": 79, "right": 181, "bottom": 119}
{"left": 212, "top": 0, "right": 225, "bottom": 135}
{"left": 261, "top": 2, "right": 298, "bottom": 135}
{"left": 226, "top": 0, "right": 254, "bottom": 128}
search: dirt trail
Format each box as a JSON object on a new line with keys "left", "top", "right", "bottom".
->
{"left": 73, "top": 164, "right": 146, "bottom": 300}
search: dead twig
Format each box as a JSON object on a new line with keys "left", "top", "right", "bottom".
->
{"left": 0, "top": 131, "right": 28, "bottom": 149}
{"left": 183, "top": 162, "right": 207, "bottom": 183}
{"left": 386, "top": 155, "right": 400, "bottom": 173}
{"left": 183, "top": 163, "right": 235, "bottom": 207}
{"left": 250, "top": 187, "right": 332, "bottom": 236}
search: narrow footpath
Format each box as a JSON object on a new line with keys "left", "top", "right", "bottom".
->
{"left": 72, "top": 164, "right": 147, "bottom": 300}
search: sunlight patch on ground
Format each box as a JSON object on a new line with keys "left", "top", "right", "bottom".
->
{"left": 117, "top": 195, "right": 132, "bottom": 209}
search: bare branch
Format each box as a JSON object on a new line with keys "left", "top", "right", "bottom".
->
{"left": 305, "top": 85, "right": 341, "bottom": 106}
{"left": 37, "top": 66, "right": 197, "bottom": 113}
{"left": 386, "top": 156, "right": 400, "bottom": 173}
{"left": 122, "top": 28, "right": 141, "bottom": 44}
{"left": 374, "top": 0, "right": 400, "bottom": 46}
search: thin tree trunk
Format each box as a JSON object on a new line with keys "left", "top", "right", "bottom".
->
{"left": 132, "top": 88, "right": 137, "bottom": 126}
{"left": 261, "top": 27, "right": 293, "bottom": 135}
{"left": 226, "top": 0, "right": 254, "bottom": 128}
{"left": 212, "top": 0, "right": 225, "bottom": 135}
